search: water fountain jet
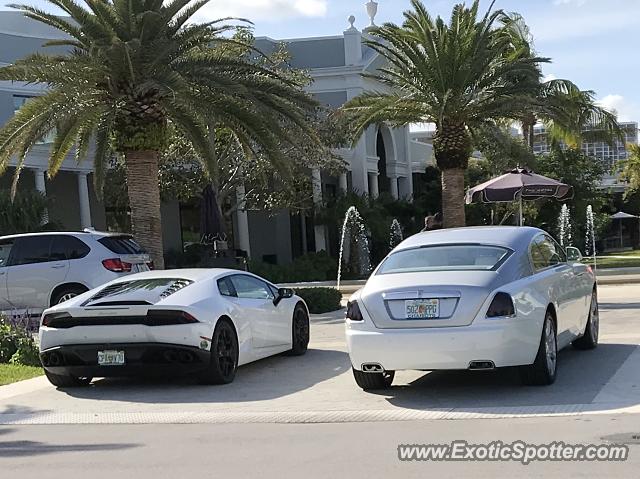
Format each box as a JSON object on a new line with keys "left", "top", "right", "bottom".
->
{"left": 337, "top": 206, "right": 371, "bottom": 290}
{"left": 389, "top": 219, "right": 403, "bottom": 251}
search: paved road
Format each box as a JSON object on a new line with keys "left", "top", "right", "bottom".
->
{"left": 1, "top": 284, "right": 639, "bottom": 477}
{"left": 1, "top": 415, "right": 639, "bottom": 478}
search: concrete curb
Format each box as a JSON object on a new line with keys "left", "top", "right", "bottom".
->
{"left": 1, "top": 403, "right": 639, "bottom": 425}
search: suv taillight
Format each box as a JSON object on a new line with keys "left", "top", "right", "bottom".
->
{"left": 102, "top": 258, "right": 132, "bottom": 273}
{"left": 346, "top": 300, "right": 364, "bottom": 321}
{"left": 486, "top": 292, "right": 515, "bottom": 318}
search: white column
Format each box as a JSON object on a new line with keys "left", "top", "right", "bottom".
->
{"left": 338, "top": 172, "right": 348, "bottom": 193}
{"left": 368, "top": 172, "right": 379, "bottom": 198}
{"left": 235, "top": 184, "right": 251, "bottom": 257}
{"left": 404, "top": 126, "right": 415, "bottom": 200}
{"left": 77, "top": 172, "right": 92, "bottom": 229}
{"left": 389, "top": 176, "right": 399, "bottom": 199}
{"left": 33, "top": 168, "right": 49, "bottom": 223}
{"left": 311, "top": 168, "right": 327, "bottom": 252}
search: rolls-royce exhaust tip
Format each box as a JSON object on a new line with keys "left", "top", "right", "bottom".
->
{"left": 468, "top": 360, "right": 495, "bottom": 370}
{"left": 361, "top": 363, "right": 384, "bottom": 373}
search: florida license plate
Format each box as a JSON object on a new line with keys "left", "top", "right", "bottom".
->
{"left": 98, "top": 350, "right": 125, "bottom": 366}
{"left": 405, "top": 299, "right": 440, "bottom": 319}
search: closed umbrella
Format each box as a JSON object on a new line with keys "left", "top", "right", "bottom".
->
{"left": 465, "top": 167, "right": 573, "bottom": 226}
{"left": 200, "top": 184, "right": 225, "bottom": 243}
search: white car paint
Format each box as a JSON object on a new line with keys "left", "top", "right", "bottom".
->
{"left": 346, "top": 226, "right": 596, "bottom": 374}
{"left": 39, "top": 269, "right": 308, "bottom": 376}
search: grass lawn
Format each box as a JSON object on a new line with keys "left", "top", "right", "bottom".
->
{"left": 584, "top": 250, "right": 640, "bottom": 269}
{"left": 0, "top": 363, "right": 43, "bottom": 386}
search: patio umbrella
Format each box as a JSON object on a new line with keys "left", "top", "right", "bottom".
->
{"left": 610, "top": 211, "right": 638, "bottom": 249}
{"left": 465, "top": 167, "right": 573, "bottom": 226}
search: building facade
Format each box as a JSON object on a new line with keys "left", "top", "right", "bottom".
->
{"left": 0, "top": 10, "right": 432, "bottom": 265}
{"left": 0, "top": 12, "right": 104, "bottom": 232}
{"left": 532, "top": 121, "right": 639, "bottom": 190}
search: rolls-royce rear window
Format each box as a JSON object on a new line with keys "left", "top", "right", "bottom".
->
{"left": 377, "top": 244, "right": 511, "bottom": 274}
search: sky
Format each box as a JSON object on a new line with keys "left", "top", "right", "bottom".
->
{"left": 2, "top": 0, "right": 638, "bottom": 122}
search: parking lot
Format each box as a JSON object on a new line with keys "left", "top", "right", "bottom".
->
{"left": 1, "top": 283, "right": 638, "bottom": 425}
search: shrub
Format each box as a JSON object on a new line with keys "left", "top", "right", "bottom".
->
{"left": 295, "top": 287, "right": 342, "bottom": 314}
{"left": 0, "top": 322, "right": 18, "bottom": 363}
{"left": 249, "top": 251, "right": 338, "bottom": 283}
{"left": 0, "top": 190, "right": 49, "bottom": 234}
{"left": 0, "top": 317, "right": 41, "bottom": 367}
{"left": 9, "top": 336, "right": 41, "bottom": 367}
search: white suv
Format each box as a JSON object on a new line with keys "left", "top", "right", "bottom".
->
{"left": 0, "top": 230, "right": 152, "bottom": 314}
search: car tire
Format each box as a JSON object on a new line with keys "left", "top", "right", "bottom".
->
{"left": 51, "top": 285, "right": 88, "bottom": 306}
{"left": 199, "top": 319, "right": 238, "bottom": 385}
{"left": 520, "top": 311, "right": 557, "bottom": 386}
{"left": 285, "top": 304, "right": 309, "bottom": 356}
{"left": 572, "top": 290, "right": 599, "bottom": 350}
{"left": 352, "top": 367, "right": 395, "bottom": 391}
{"left": 45, "top": 371, "right": 92, "bottom": 388}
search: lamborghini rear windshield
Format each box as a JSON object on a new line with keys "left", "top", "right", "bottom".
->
{"left": 377, "top": 244, "right": 511, "bottom": 274}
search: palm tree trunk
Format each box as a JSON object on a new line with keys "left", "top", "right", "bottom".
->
{"left": 433, "top": 121, "right": 471, "bottom": 228}
{"left": 124, "top": 150, "right": 164, "bottom": 269}
{"left": 441, "top": 168, "right": 466, "bottom": 228}
{"left": 521, "top": 114, "right": 537, "bottom": 150}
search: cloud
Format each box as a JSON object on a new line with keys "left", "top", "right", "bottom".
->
{"left": 597, "top": 94, "right": 637, "bottom": 123}
{"left": 194, "top": 0, "right": 328, "bottom": 22}
{"left": 542, "top": 73, "right": 557, "bottom": 83}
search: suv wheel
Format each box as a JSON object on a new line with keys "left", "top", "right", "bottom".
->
{"left": 52, "top": 285, "right": 88, "bottom": 306}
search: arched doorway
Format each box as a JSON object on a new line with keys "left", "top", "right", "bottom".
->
{"left": 376, "top": 126, "right": 395, "bottom": 195}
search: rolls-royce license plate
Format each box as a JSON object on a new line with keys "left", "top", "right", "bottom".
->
{"left": 405, "top": 299, "right": 440, "bottom": 319}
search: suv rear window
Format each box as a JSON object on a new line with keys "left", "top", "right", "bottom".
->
{"left": 98, "top": 236, "right": 145, "bottom": 254}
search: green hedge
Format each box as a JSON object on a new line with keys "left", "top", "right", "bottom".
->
{"left": 295, "top": 287, "right": 342, "bottom": 314}
{"left": 0, "top": 318, "right": 40, "bottom": 367}
{"left": 249, "top": 252, "right": 338, "bottom": 283}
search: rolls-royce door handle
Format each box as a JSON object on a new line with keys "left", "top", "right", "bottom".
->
{"left": 51, "top": 264, "right": 66, "bottom": 269}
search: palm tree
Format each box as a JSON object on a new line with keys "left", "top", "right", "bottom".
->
{"left": 536, "top": 82, "right": 622, "bottom": 150}
{"left": 341, "top": 0, "right": 543, "bottom": 227}
{"left": 0, "top": 0, "right": 319, "bottom": 267}
{"left": 619, "top": 144, "right": 640, "bottom": 192}
{"left": 500, "top": 12, "right": 622, "bottom": 151}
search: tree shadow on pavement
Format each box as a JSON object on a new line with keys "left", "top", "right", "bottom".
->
{"left": 60, "top": 348, "right": 349, "bottom": 404}
{"left": 0, "top": 437, "right": 139, "bottom": 457}
{"left": 381, "top": 343, "right": 638, "bottom": 412}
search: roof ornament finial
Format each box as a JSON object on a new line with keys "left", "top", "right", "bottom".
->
{"left": 365, "top": 1, "right": 378, "bottom": 27}
{"left": 348, "top": 15, "right": 356, "bottom": 29}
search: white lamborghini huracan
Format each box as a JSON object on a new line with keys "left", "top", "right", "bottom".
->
{"left": 39, "top": 269, "right": 310, "bottom": 387}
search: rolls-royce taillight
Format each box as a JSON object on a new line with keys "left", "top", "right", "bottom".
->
{"left": 346, "top": 301, "right": 364, "bottom": 321}
{"left": 486, "top": 292, "right": 515, "bottom": 318}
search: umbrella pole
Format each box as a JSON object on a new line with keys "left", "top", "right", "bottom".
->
{"left": 519, "top": 196, "right": 523, "bottom": 226}
{"left": 620, "top": 220, "right": 623, "bottom": 249}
